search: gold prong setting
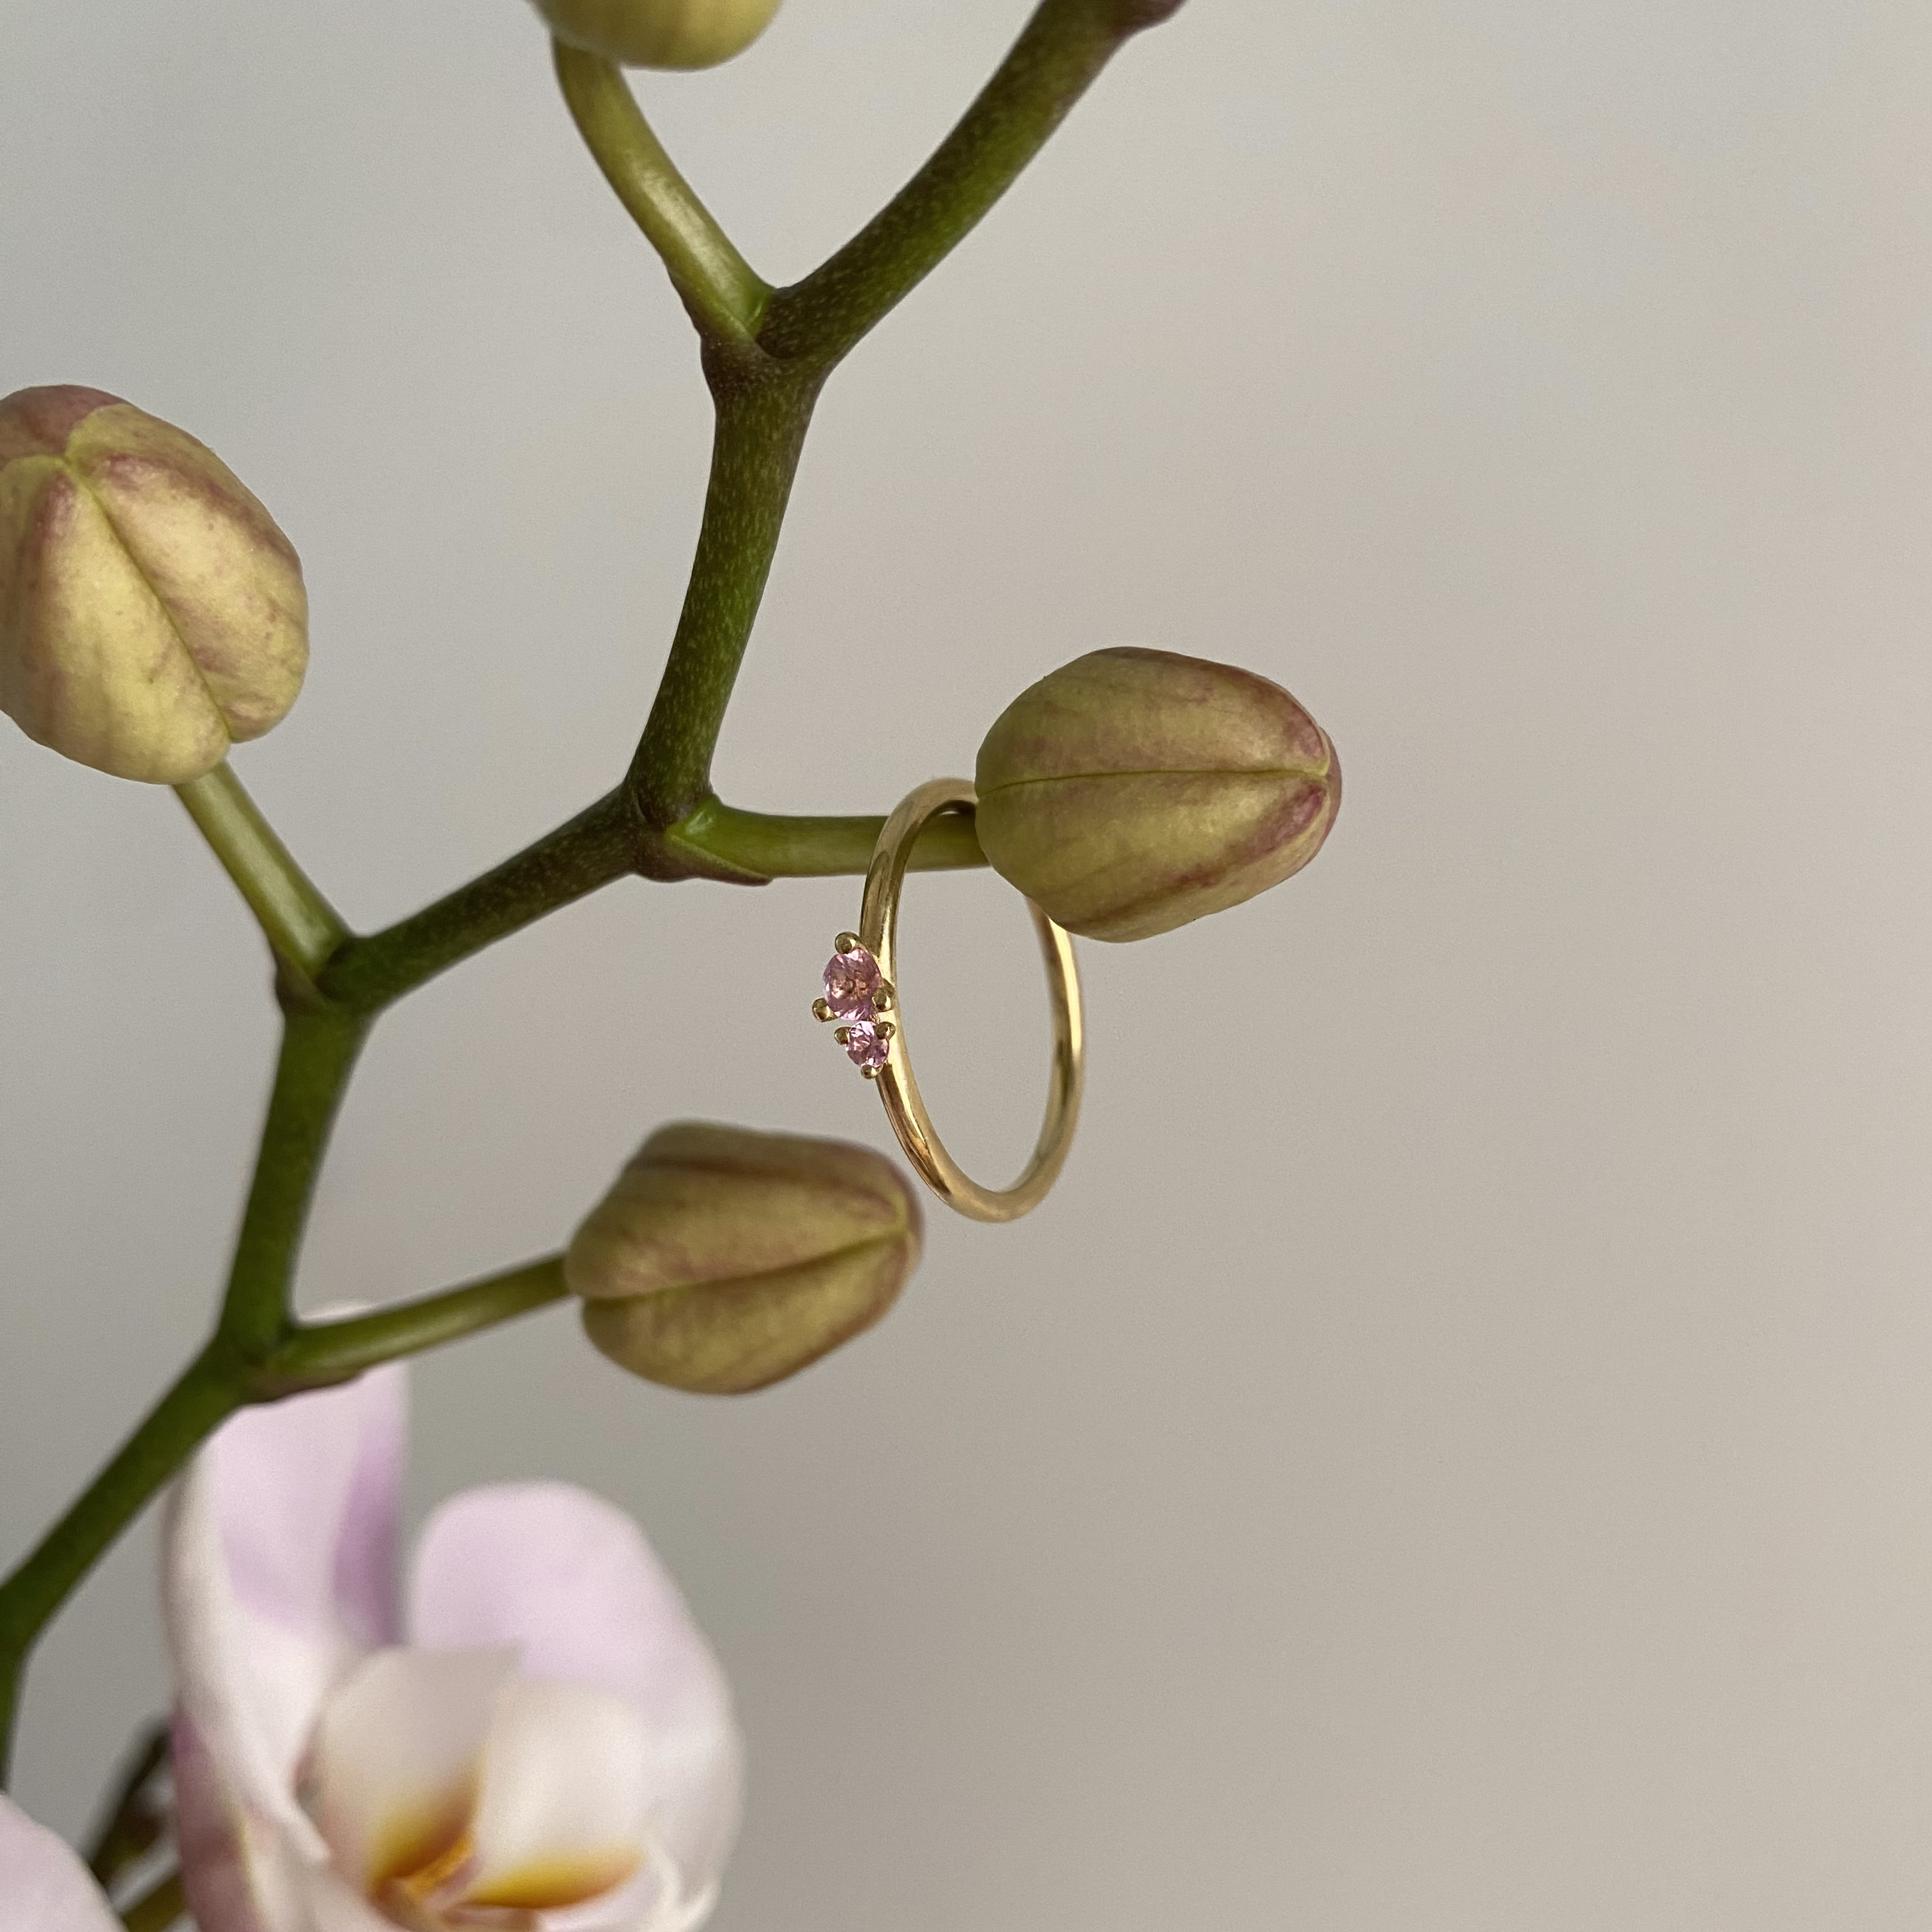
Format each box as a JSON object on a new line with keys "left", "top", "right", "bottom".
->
{"left": 818, "top": 933, "right": 893, "bottom": 1074}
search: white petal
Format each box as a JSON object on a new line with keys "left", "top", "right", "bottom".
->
{"left": 309, "top": 1645, "right": 515, "bottom": 1895}
{"left": 293, "top": 1861, "right": 406, "bottom": 1932}
{"left": 452, "top": 1678, "right": 653, "bottom": 1912}
{"left": 410, "top": 1483, "right": 741, "bottom": 1901}
{"left": 0, "top": 1798, "right": 119, "bottom": 1932}
{"left": 535, "top": 1855, "right": 703, "bottom": 1932}
{"left": 177, "top": 1743, "right": 396, "bottom": 1932}
{"left": 163, "top": 1369, "right": 409, "bottom": 1903}
{"left": 174, "top": 1713, "right": 278, "bottom": 1932}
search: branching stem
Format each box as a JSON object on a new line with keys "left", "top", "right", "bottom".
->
{"left": 261, "top": 1257, "right": 569, "bottom": 1392}
{"left": 0, "top": 1346, "right": 241, "bottom": 1778}
{"left": 762, "top": 0, "right": 1158, "bottom": 367}
{"left": 175, "top": 763, "right": 347, "bottom": 985}
{"left": 625, "top": 362, "right": 824, "bottom": 824}
{"left": 553, "top": 43, "right": 769, "bottom": 342}
{"left": 318, "top": 789, "right": 646, "bottom": 1013}
{"left": 119, "top": 1867, "right": 187, "bottom": 1932}
{"left": 666, "top": 799, "right": 986, "bottom": 878}
{"left": 0, "top": 0, "right": 1190, "bottom": 1798}
{"left": 217, "top": 1010, "right": 370, "bottom": 1359}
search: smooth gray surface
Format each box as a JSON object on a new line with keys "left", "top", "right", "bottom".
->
{"left": 3, "top": 2, "right": 1929, "bottom": 1926}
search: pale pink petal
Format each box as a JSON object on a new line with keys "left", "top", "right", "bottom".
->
{"left": 0, "top": 1798, "right": 119, "bottom": 1932}
{"left": 174, "top": 1715, "right": 270, "bottom": 1932}
{"left": 164, "top": 1369, "right": 408, "bottom": 1914}
{"left": 208, "top": 1368, "right": 406, "bottom": 1648}
{"left": 409, "top": 1483, "right": 742, "bottom": 1903}
{"left": 448, "top": 1678, "right": 652, "bottom": 1911}
{"left": 176, "top": 1728, "right": 393, "bottom": 1932}
{"left": 309, "top": 1645, "right": 515, "bottom": 1895}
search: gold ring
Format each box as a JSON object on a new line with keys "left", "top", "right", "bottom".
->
{"left": 811, "top": 778, "right": 1084, "bottom": 1223}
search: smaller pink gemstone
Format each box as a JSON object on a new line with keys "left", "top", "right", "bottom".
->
{"left": 842, "top": 1022, "right": 890, "bottom": 1071}
{"left": 823, "top": 944, "right": 883, "bottom": 1022}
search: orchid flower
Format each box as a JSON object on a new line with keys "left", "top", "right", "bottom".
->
{"left": 0, "top": 1796, "right": 120, "bottom": 1931}
{"left": 162, "top": 1365, "right": 741, "bottom": 1932}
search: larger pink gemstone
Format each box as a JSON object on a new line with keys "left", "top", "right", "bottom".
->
{"left": 822, "top": 943, "right": 883, "bottom": 1021}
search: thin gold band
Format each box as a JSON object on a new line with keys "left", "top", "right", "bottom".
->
{"left": 855, "top": 778, "right": 1084, "bottom": 1223}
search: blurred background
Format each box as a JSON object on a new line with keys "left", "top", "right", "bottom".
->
{"left": 2, "top": 2, "right": 1929, "bottom": 1926}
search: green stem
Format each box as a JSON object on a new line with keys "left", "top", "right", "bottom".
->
{"left": 760, "top": 0, "right": 1169, "bottom": 366}
{"left": 0, "top": 1347, "right": 243, "bottom": 1781}
{"left": 625, "top": 364, "right": 823, "bottom": 824}
{"left": 121, "top": 1867, "right": 187, "bottom": 1932}
{"left": 217, "top": 1011, "right": 370, "bottom": 1360}
{"left": 86, "top": 1721, "right": 171, "bottom": 1887}
{"left": 318, "top": 789, "right": 643, "bottom": 1013}
{"left": 0, "top": 0, "right": 1187, "bottom": 1813}
{"left": 0, "top": 1261, "right": 571, "bottom": 1784}
{"left": 666, "top": 799, "right": 987, "bottom": 878}
{"left": 175, "top": 763, "right": 348, "bottom": 983}
{"left": 553, "top": 43, "right": 769, "bottom": 342}
{"left": 618, "top": 0, "right": 1182, "bottom": 816}
{"left": 263, "top": 1256, "right": 569, "bottom": 1391}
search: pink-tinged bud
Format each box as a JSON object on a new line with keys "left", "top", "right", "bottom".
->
{"left": 0, "top": 385, "right": 307, "bottom": 785}
{"left": 974, "top": 646, "right": 1342, "bottom": 942}
{"left": 567, "top": 1122, "right": 922, "bottom": 1394}
{"left": 532, "top": 0, "right": 782, "bottom": 69}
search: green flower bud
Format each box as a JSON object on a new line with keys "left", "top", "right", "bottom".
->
{"left": 532, "top": 0, "right": 781, "bottom": 69}
{"left": 567, "top": 1121, "right": 922, "bottom": 1394}
{"left": 974, "top": 646, "right": 1342, "bottom": 942}
{"left": 0, "top": 386, "right": 307, "bottom": 785}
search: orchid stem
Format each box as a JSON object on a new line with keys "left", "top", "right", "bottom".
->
{"left": 760, "top": 0, "right": 1166, "bottom": 366}
{"left": 263, "top": 1257, "right": 570, "bottom": 1391}
{"left": 624, "top": 362, "right": 822, "bottom": 824}
{"left": 1, "top": 0, "right": 1192, "bottom": 1799}
{"left": 317, "top": 790, "right": 645, "bottom": 1014}
{"left": 175, "top": 762, "right": 348, "bottom": 985}
{"left": 86, "top": 1721, "right": 171, "bottom": 1887}
{"left": 553, "top": 43, "right": 769, "bottom": 342}
{"left": 119, "top": 1867, "right": 186, "bottom": 1932}
{"left": 0, "top": 1262, "right": 573, "bottom": 1779}
{"left": 216, "top": 1010, "right": 370, "bottom": 1361}
{"left": 666, "top": 799, "right": 988, "bottom": 878}
{"left": 0, "top": 1347, "right": 241, "bottom": 1781}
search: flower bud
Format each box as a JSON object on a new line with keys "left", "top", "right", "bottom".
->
{"left": 974, "top": 646, "right": 1342, "bottom": 942}
{"left": 567, "top": 1121, "right": 922, "bottom": 1394}
{"left": 532, "top": 0, "right": 782, "bottom": 69}
{"left": 0, "top": 386, "right": 307, "bottom": 785}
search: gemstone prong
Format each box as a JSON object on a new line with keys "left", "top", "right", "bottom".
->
{"left": 861, "top": 1064, "right": 882, "bottom": 1081}
{"left": 812, "top": 997, "right": 834, "bottom": 1022}
{"left": 834, "top": 931, "right": 861, "bottom": 954}
{"left": 877, "top": 1022, "right": 895, "bottom": 1042}
{"left": 872, "top": 986, "right": 894, "bottom": 1013}
{"left": 834, "top": 1026, "right": 852, "bottom": 1046}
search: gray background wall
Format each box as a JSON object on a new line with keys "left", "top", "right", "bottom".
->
{"left": 2, "top": 2, "right": 1928, "bottom": 1926}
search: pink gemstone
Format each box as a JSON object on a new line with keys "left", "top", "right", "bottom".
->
{"left": 823, "top": 944, "right": 883, "bottom": 1021}
{"left": 841, "top": 1021, "right": 890, "bottom": 1072}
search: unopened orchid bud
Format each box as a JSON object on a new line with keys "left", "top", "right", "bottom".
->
{"left": 974, "top": 645, "right": 1342, "bottom": 942}
{"left": 0, "top": 386, "right": 307, "bottom": 785}
{"left": 567, "top": 1121, "right": 921, "bottom": 1394}
{"left": 532, "top": 0, "right": 781, "bottom": 69}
